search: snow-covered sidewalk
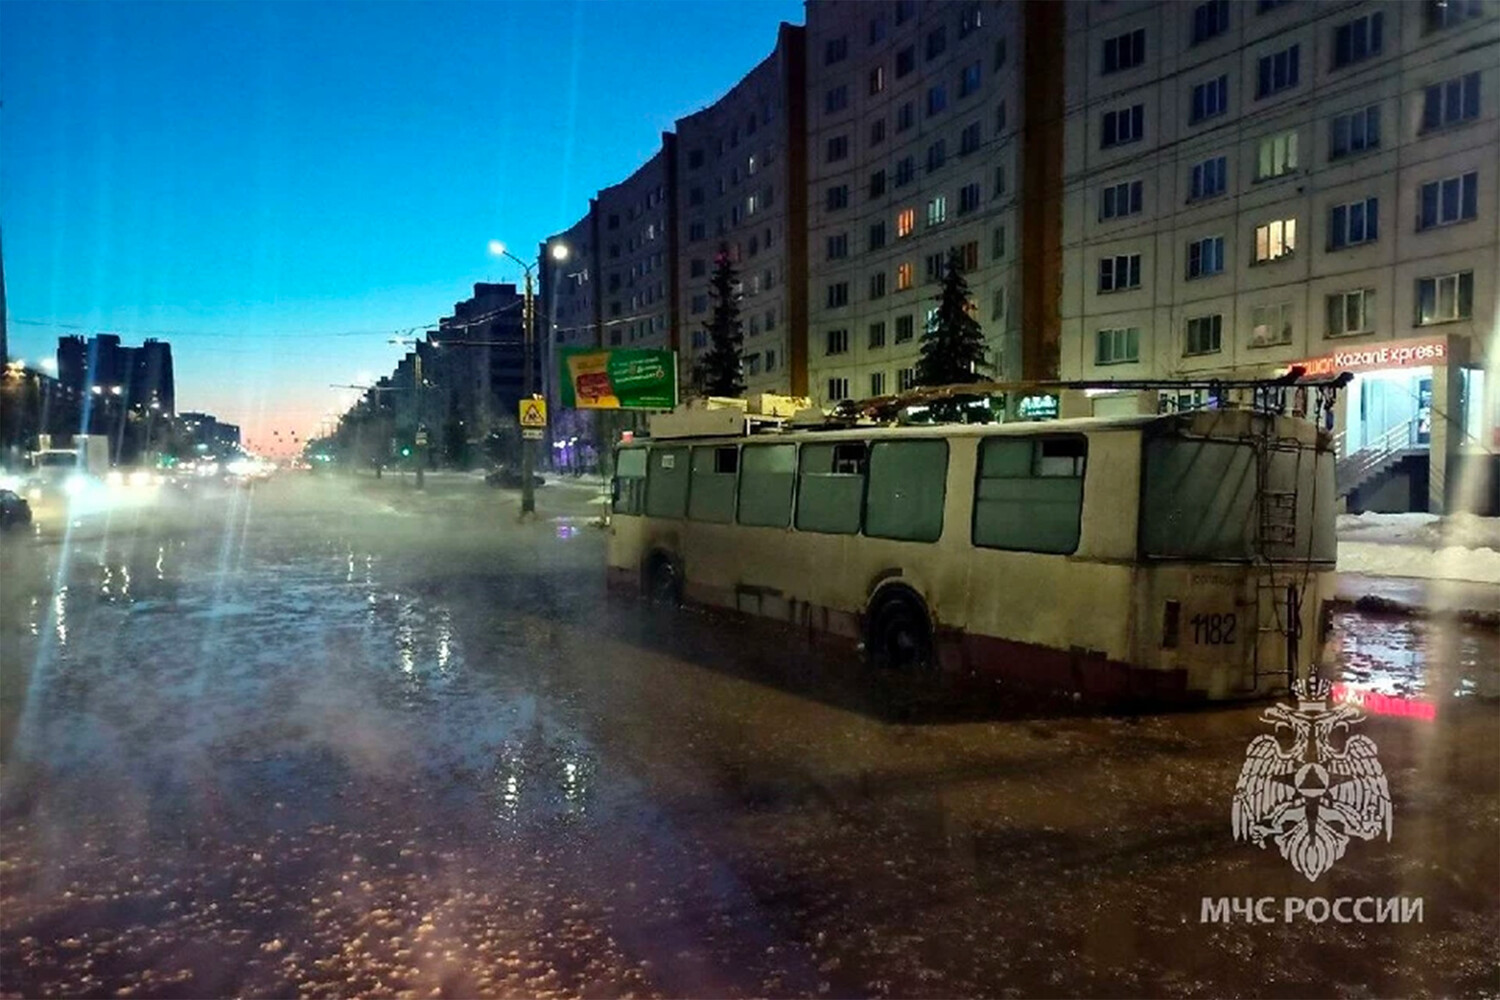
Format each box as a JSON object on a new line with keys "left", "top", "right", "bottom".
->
{"left": 1334, "top": 513, "right": 1500, "bottom": 625}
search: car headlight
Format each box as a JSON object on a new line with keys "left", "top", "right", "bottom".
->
{"left": 65, "top": 476, "right": 88, "bottom": 496}
{"left": 106, "top": 470, "right": 125, "bottom": 487}
{"left": 129, "top": 470, "right": 151, "bottom": 487}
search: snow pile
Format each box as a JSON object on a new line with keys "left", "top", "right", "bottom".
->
{"left": 1337, "top": 513, "right": 1500, "bottom": 584}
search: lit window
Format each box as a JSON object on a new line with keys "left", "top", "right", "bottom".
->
{"left": 1253, "top": 218, "right": 1297, "bottom": 263}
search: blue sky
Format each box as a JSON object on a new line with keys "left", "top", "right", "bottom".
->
{"left": 1, "top": 0, "right": 802, "bottom": 450}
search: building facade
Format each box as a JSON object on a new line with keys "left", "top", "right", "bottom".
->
{"left": 540, "top": 208, "right": 601, "bottom": 469}
{"left": 803, "top": 0, "right": 1030, "bottom": 407}
{"left": 675, "top": 22, "right": 809, "bottom": 397}
{"left": 56, "top": 334, "right": 176, "bottom": 417}
{"left": 594, "top": 137, "right": 679, "bottom": 357}
{"left": 1059, "top": 0, "right": 1498, "bottom": 511}
{"left": 434, "top": 281, "right": 531, "bottom": 445}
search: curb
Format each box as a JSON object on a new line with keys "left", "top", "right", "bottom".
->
{"left": 1329, "top": 595, "right": 1500, "bottom": 630}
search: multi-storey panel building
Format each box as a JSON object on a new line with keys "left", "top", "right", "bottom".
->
{"left": 595, "top": 137, "right": 678, "bottom": 356}
{"left": 1059, "top": 0, "right": 1498, "bottom": 511}
{"left": 540, "top": 208, "right": 600, "bottom": 468}
{"left": 805, "top": 0, "right": 1028, "bottom": 406}
{"left": 675, "top": 22, "right": 809, "bottom": 397}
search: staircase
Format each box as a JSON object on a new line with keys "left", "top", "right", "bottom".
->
{"left": 1335, "top": 418, "right": 1424, "bottom": 499}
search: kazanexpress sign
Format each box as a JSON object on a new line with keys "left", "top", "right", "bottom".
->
{"left": 1293, "top": 336, "right": 1447, "bottom": 377}
{"left": 558, "top": 348, "right": 678, "bottom": 410}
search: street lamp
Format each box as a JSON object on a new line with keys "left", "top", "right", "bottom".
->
{"left": 490, "top": 239, "right": 569, "bottom": 517}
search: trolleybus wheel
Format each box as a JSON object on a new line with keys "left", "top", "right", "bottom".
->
{"left": 866, "top": 588, "right": 933, "bottom": 673}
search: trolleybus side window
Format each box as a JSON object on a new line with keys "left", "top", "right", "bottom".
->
{"left": 613, "top": 447, "right": 648, "bottom": 515}
{"left": 688, "top": 445, "right": 739, "bottom": 523}
{"left": 865, "top": 439, "right": 948, "bottom": 542}
{"left": 645, "top": 446, "right": 690, "bottom": 519}
{"left": 795, "top": 442, "right": 867, "bottom": 534}
{"left": 737, "top": 443, "right": 797, "bottom": 527}
{"left": 972, "top": 436, "right": 1087, "bottom": 553}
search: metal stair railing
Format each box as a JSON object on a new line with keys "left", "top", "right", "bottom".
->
{"left": 1335, "top": 417, "right": 1420, "bottom": 496}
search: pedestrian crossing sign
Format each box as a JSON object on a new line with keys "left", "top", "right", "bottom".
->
{"left": 519, "top": 397, "right": 548, "bottom": 429}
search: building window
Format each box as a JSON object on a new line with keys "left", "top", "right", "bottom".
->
{"left": 895, "top": 0, "right": 914, "bottom": 25}
{"left": 1100, "top": 179, "right": 1143, "bottom": 220}
{"left": 992, "top": 225, "right": 1006, "bottom": 260}
{"left": 959, "top": 241, "right": 978, "bottom": 272}
{"left": 925, "top": 252, "right": 945, "bottom": 283}
{"left": 1419, "top": 172, "right": 1479, "bottom": 230}
{"left": 869, "top": 169, "right": 887, "bottom": 199}
{"left": 896, "top": 45, "right": 915, "bottom": 78}
{"left": 689, "top": 221, "right": 706, "bottom": 242}
{"left": 827, "top": 184, "right": 850, "bottom": 210}
{"left": 766, "top": 308, "right": 777, "bottom": 330}
{"left": 994, "top": 36, "right": 1007, "bottom": 70}
{"left": 1329, "top": 197, "right": 1379, "bottom": 250}
{"left": 827, "top": 233, "right": 849, "bottom": 260}
{"left": 1256, "top": 130, "right": 1298, "bottom": 180}
{"left": 926, "top": 195, "right": 948, "bottom": 227}
{"left": 927, "top": 84, "right": 948, "bottom": 117}
{"left": 869, "top": 371, "right": 887, "bottom": 396}
{"left": 991, "top": 286, "right": 1005, "bottom": 321}
{"left": 869, "top": 221, "right": 887, "bottom": 250}
{"left": 869, "top": 13, "right": 887, "bottom": 43}
{"left": 1102, "top": 28, "right": 1146, "bottom": 74}
{"left": 993, "top": 164, "right": 1007, "bottom": 198}
{"left": 827, "top": 283, "right": 849, "bottom": 308}
{"left": 869, "top": 321, "right": 887, "bottom": 348}
{"left": 826, "top": 135, "right": 849, "bottom": 162}
{"left": 1185, "top": 314, "right": 1223, "bottom": 356}
{"left": 869, "top": 271, "right": 887, "bottom": 299}
{"left": 691, "top": 294, "right": 708, "bottom": 314}
{"left": 1330, "top": 105, "right": 1380, "bottom": 160}
{"left": 869, "top": 118, "right": 886, "bottom": 146}
{"left": 897, "top": 367, "right": 917, "bottom": 391}
{"left": 688, "top": 149, "right": 705, "bottom": 170}
{"left": 897, "top": 102, "right": 915, "bottom": 132}
{"left": 1333, "top": 12, "right": 1383, "bottom": 69}
{"left": 1254, "top": 218, "right": 1297, "bottom": 263}
{"left": 896, "top": 261, "right": 914, "bottom": 290}
{"left": 960, "top": 62, "right": 982, "bottom": 98}
{"left": 1190, "top": 155, "right": 1227, "bottom": 200}
{"left": 895, "top": 316, "right": 915, "bottom": 343}
{"left": 1191, "top": 75, "right": 1229, "bottom": 124}
{"left": 826, "top": 328, "right": 849, "bottom": 355}
{"left": 961, "top": 4, "right": 983, "bottom": 36}
{"left": 869, "top": 66, "right": 885, "bottom": 96}
{"left": 1426, "top": 0, "right": 1483, "bottom": 32}
{"left": 745, "top": 353, "right": 762, "bottom": 376}
{"left": 1096, "top": 327, "right": 1140, "bottom": 365}
{"left": 897, "top": 208, "right": 916, "bottom": 238}
{"left": 1186, "top": 236, "right": 1225, "bottom": 279}
{"left": 926, "top": 25, "right": 947, "bottom": 60}
{"left": 1326, "top": 289, "right": 1375, "bottom": 337}
{"left": 1256, "top": 44, "right": 1300, "bottom": 98}
{"left": 960, "top": 121, "right": 981, "bottom": 155}
{"left": 995, "top": 100, "right": 1007, "bottom": 135}
{"left": 826, "top": 85, "right": 849, "bottom": 114}
{"left": 690, "top": 258, "right": 706, "bottom": 278}
{"left": 1249, "top": 303, "right": 1294, "bottom": 347}
{"left": 926, "top": 140, "right": 947, "bottom": 172}
{"left": 1192, "top": 0, "right": 1230, "bottom": 44}
{"left": 825, "top": 35, "right": 848, "bottom": 65}
{"left": 1098, "top": 253, "right": 1142, "bottom": 292}
{"left": 1101, "top": 104, "right": 1145, "bottom": 148}
{"left": 959, "top": 182, "right": 981, "bottom": 214}
{"left": 1416, "top": 271, "right": 1474, "bottom": 325}
{"left": 1423, "top": 72, "right": 1481, "bottom": 131}
{"left": 765, "top": 349, "right": 778, "bottom": 371}
{"left": 827, "top": 377, "right": 850, "bottom": 401}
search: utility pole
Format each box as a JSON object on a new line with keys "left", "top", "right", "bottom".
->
{"left": 520, "top": 269, "right": 535, "bottom": 516}
{"left": 414, "top": 350, "right": 424, "bottom": 491}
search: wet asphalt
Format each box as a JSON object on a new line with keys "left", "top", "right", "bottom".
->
{"left": 0, "top": 474, "right": 1496, "bottom": 998}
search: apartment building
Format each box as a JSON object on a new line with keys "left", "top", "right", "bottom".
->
{"left": 594, "top": 137, "right": 679, "bottom": 356}
{"left": 804, "top": 0, "right": 1029, "bottom": 406}
{"left": 675, "top": 22, "right": 809, "bottom": 397}
{"left": 1059, "top": 0, "right": 1498, "bottom": 511}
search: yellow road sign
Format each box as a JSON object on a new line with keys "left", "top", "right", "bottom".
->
{"left": 519, "top": 397, "right": 548, "bottom": 428}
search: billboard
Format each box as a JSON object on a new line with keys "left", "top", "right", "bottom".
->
{"left": 558, "top": 348, "right": 678, "bottom": 410}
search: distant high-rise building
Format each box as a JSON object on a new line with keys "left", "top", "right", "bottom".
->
{"left": 435, "top": 282, "right": 531, "bottom": 438}
{"left": 55, "top": 333, "right": 175, "bottom": 414}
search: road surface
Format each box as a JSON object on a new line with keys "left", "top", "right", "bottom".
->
{"left": 1, "top": 475, "right": 1495, "bottom": 997}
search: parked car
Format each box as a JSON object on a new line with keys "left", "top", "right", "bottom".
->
{"left": 484, "top": 466, "right": 545, "bottom": 489}
{"left": 0, "top": 489, "right": 33, "bottom": 532}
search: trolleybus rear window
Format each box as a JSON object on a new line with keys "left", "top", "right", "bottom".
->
{"left": 645, "top": 446, "right": 690, "bottom": 518}
{"left": 1141, "top": 437, "right": 1336, "bottom": 562}
{"left": 613, "top": 447, "right": 647, "bottom": 515}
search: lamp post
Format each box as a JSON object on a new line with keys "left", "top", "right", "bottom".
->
{"left": 489, "top": 239, "right": 569, "bottom": 517}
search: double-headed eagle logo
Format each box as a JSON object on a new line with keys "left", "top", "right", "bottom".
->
{"left": 1232, "top": 678, "right": 1393, "bottom": 881}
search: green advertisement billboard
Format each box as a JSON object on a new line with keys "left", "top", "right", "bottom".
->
{"left": 558, "top": 348, "right": 678, "bottom": 410}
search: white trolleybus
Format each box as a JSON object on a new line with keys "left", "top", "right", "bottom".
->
{"left": 606, "top": 371, "right": 1350, "bottom": 703}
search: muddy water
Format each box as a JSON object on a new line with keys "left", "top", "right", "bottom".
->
{"left": 1, "top": 478, "right": 1495, "bottom": 997}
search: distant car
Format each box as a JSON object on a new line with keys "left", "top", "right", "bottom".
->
{"left": 485, "top": 466, "right": 545, "bottom": 489}
{"left": 0, "top": 489, "right": 33, "bottom": 531}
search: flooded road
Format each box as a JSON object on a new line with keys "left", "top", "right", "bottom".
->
{"left": 2, "top": 476, "right": 1496, "bottom": 998}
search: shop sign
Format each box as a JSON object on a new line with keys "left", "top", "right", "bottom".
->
{"left": 1292, "top": 337, "right": 1447, "bottom": 377}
